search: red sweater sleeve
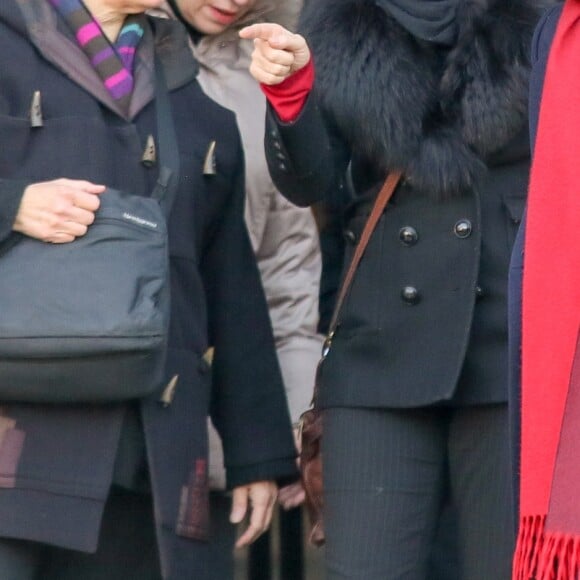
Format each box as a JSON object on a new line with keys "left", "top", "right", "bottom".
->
{"left": 260, "top": 60, "right": 314, "bottom": 123}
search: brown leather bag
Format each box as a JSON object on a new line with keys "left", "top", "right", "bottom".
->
{"left": 299, "top": 171, "right": 402, "bottom": 546}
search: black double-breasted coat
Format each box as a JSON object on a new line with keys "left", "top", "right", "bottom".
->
{"left": 0, "top": 1, "right": 296, "bottom": 576}
{"left": 265, "top": 0, "right": 547, "bottom": 409}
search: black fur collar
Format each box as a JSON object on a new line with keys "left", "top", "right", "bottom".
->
{"left": 299, "top": 0, "right": 551, "bottom": 196}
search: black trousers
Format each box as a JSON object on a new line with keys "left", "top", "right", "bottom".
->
{"left": 0, "top": 488, "right": 238, "bottom": 580}
{"left": 322, "top": 405, "right": 513, "bottom": 580}
{"left": 0, "top": 487, "right": 161, "bottom": 580}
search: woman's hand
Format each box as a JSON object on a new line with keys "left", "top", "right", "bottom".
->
{"left": 13, "top": 178, "right": 105, "bottom": 243}
{"left": 278, "top": 424, "right": 306, "bottom": 510}
{"left": 230, "top": 480, "right": 278, "bottom": 548}
{"left": 278, "top": 480, "right": 306, "bottom": 511}
{"left": 239, "top": 23, "right": 311, "bottom": 86}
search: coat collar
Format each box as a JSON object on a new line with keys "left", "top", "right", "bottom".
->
{"left": 300, "top": 0, "right": 550, "bottom": 197}
{"left": 16, "top": 0, "right": 197, "bottom": 121}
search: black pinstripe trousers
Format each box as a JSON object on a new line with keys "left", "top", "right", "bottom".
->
{"left": 322, "top": 404, "right": 513, "bottom": 580}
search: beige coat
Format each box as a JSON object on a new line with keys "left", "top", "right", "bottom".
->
{"left": 154, "top": 1, "right": 322, "bottom": 488}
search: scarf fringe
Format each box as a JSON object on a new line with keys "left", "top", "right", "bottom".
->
{"left": 514, "top": 516, "right": 580, "bottom": 580}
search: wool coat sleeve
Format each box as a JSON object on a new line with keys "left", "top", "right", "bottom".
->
{"left": 202, "top": 149, "right": 298, "bottom": 489}
{"left": 265, "top": 95, "right": 350, "bottom": 208}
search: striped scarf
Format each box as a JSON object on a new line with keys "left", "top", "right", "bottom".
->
{"left": 47, "top": 0, "right": 144, "bottom": 111}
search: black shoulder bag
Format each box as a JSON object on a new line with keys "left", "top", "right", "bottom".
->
{"left": 0, "top": 58, "right": 180, "bottom": 403}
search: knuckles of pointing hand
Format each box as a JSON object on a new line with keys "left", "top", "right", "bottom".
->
{"left": 273, "top": 63, "right": 290, "bottom": 77}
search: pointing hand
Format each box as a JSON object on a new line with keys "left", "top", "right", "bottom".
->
{"left": 239, "top": 23, "right": 311, "bottom": 85}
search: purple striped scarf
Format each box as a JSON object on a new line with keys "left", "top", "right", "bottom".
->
{"left": 47, "top": 0, "right": 144, "bottom": 111}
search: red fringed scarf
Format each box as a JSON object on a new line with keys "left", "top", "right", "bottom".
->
{"left": 513, "top": 1, "right": 580, "bottom": 578}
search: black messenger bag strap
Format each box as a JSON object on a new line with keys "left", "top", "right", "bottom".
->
{"left": 151, "top": 54, "right": 181, "bottom": 217}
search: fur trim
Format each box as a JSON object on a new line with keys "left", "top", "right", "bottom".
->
{"left": 300, "top": 0, "right": 551, "bottom": 197}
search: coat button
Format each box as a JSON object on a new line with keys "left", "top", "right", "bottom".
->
{"left": 343, "top": 229, "right": 357, "bottom": 244}
{"left": 454, "top": 219, "right": 472, "bottom": 238}
{"left": 399, "top": 226, "right": 418, "bottom": 246}
{"left": 401, "top": 286, "right": 421, "bottom": 305}
{"left": 475, "top": 285, "right": 485, "bottom": 299}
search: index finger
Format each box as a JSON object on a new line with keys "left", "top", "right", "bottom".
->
{"left": 240, "top": 23, "right": 304, "bottom": 52}
{"left": 235, "top": 499, "right": 272, "bottom": 548}
{"left": 239, "top": 22, "right": 283, "bottom": 41}
{"left": 56, "top": 179, "right": 106, "bottom": 194}
{"left": 72, "top": 190, "right": 101, "bottom": 212}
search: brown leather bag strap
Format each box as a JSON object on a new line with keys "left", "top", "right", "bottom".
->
{"left": 326, "top": 170, "right": 403, "bottom": 338}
